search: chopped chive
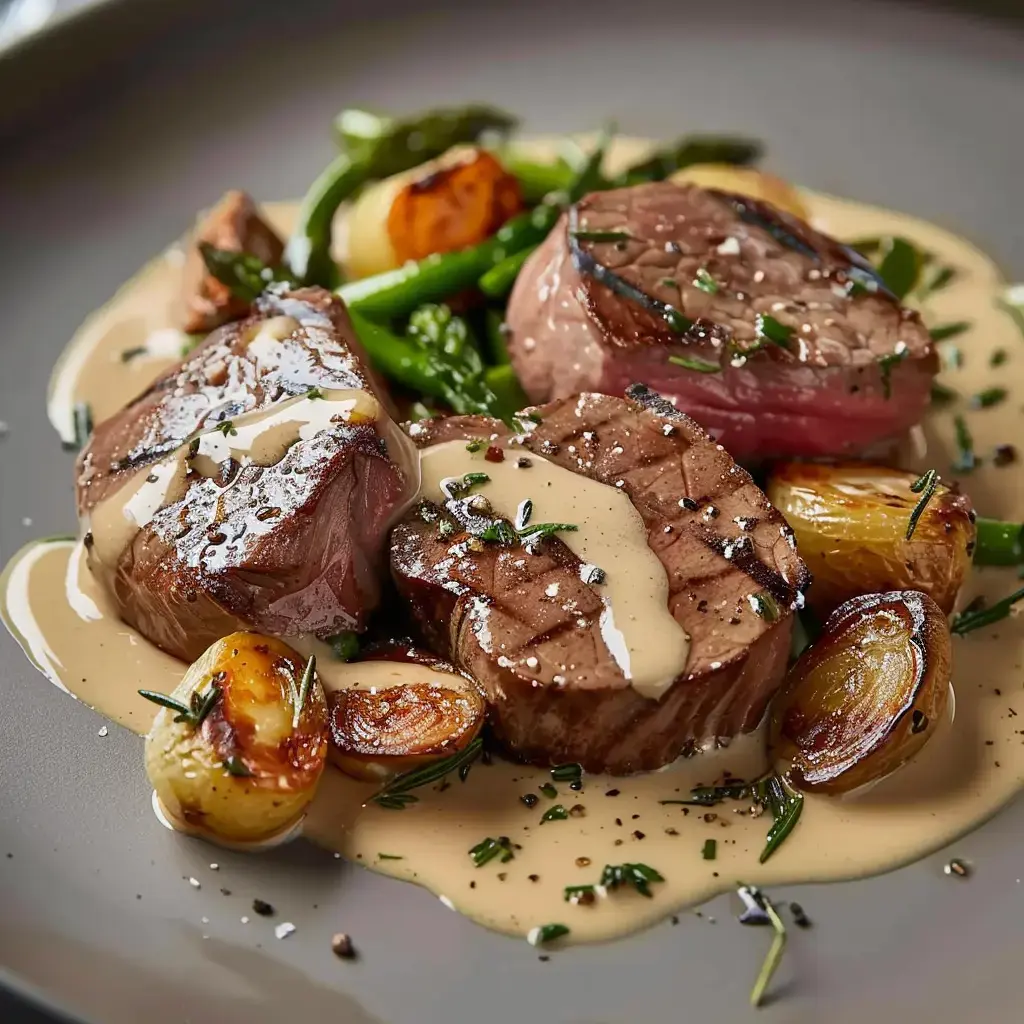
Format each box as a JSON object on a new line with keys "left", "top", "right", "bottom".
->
{"left": 539, "top": 782, "right": 558, "bottom": 799}
{"left": 952, "top": 414, "right": 977, "bottom": 473}
{"left": 600, "top": 862, "right": 665, "bottom": 898}
{"left": 377, "top": 853, "right": 403, "bottom": 860}
{"left": 528, "top": 923, "right": 569, "bottom": 946}
{"left": 120, "top": 345, "right": 148, "bottom": 362}
{"left": 701, "top": 838, "right": 717, "bottom": 860}
{"left": 971, "top": 387, "right": 1007, "bottom": 409}
{"left": 930, "top": 321, "right": 971, "bottom": 343}
{"left": 223, "top": 756, "right": 253, "bottom": 777}
{"left": 755, "top": 314, "right": 793, "bottom": 348}
{"left": 469, "top": 836, "right": 515, "bottom": 867}
{"left": 563, "top": 884, "right": 597, "bottom": 903}
{"left": 693, "top": 267, "right": 718, "bottom": 294}
{"left": 974, "top": 518, "right": 1024, "bottom": 566}
{"left": 540, "top": 804, "right": 569, "bottom": 823}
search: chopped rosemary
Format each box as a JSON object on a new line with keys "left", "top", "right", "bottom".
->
{"left": 600, "top": 862, "right": 665, "bottom": 898}
{"left": 971, "top": 387, "right": 1007, "bottom": 409}
{"left": 659, "top": 781, "right": 751, "bottom": 807}
{"left": 540, "top": 804, "right": 569, "bottom": 823}
{"left": 693, "top": 267, "right": 719, "bottom": 294}
{"left": 918, "top": 264, "right": 956, "bottom": 298}
{"left": 951, "top": 586, "right": 1024, "bottom": 635}
{"left": 469, "top": 836, "right": 515, "bottom": 867}
{"left": 569, "top": 229, "right": 633, "bottom": 243}
{"left": 377, "top": 853, "right": 404, "bottom": 860}
{"left": 745, "top": 887, "right": 787, "bottom": 1007}
{"left": 930, "top": 321, "right": 971, "bottom": 343}
{"left": 564, "top": 884, "right": 597, "bottom": 903}
{"left": 952, "top": 414, "right": 977, "bottom": 473}
{"left": 878, "top": 347, "right": 908, "bottom": 399}
{"left": 758, "top": 773, "right": 803, "bottom": 863}
{"left": 990, "top": 349, "right": 1008, "bottom": 367}
{"left": 369, "top": 736, "right": 483, "bottom": 808}
{"left": 749, "top": 592, "right": 781, "bottom": 622}
{"left": 539, "top": 782, "right": 558, "bottom": 799}
{"left": 906, "top": 469, "right": 939, "bottom": 541}
{"left": 930, "top": 382, "right": 958, "bottom": 406}
{"left": 668, "top": 354, "right": 721, "bottom": 373}
{"left": 550, "top": 763, "right": 583, "bottom": 784}
{"left": 755, "top": 314, "right": 793, "bottom": 348}
{"left": 528, "top": 923, "right": 569, "bottom": 946}
{"left": 223, "top": 755, "right": 253, "bottom": 777}
{"left": 518, "top": 521, "right": 579, "bottom": 541}
{"left": 701, "top": 838, "right": 717, "bottom": 861}
{"left": 325, "top": 631, "right": 359, "bottom": 661}
{"left": 138, "top": 684, "right": 220, "bottom": 729}
{"left": 292, "top": 654, "right": 316, "bottom": 728}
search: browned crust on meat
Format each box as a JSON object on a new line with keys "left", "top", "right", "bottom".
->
{"left": 179, "top": 190, "right": 284, "bottom": 334}
{"left": 392, "top": 390, "right": 809, "bottom": 773}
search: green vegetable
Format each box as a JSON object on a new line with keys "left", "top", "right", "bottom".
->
{"left": 930, "top": 382, "right": 958, "bottom": 406}
{"left": 600, "top": 863, "right": 665, "bottom": 898}
{"left": 199, "top": 243, "right": 296, "bottom": 302}
{"left": 539, "top": 782, "right": 558, "bottom": 799}
{"left": 478, "top": 245, "right": 539, "bottom": 298}
{"left": 876, "top": 237, "right": 924, "bottom": 299}
{"left": 615, "top": 135, "right": 762, "bottom": 187}
{"left": 878, "top": 348, "right": 908, "bottom": 399}
{"left": 759, "top": 773, "right": 803, "bottom": 864}
{"left": 756, "top": 314, "right": 793, "bottom": 348}
{"left": 286, "top": 105, "right": 517, "bottom": 287}
{"left": 693, "top": 267, "right": 719, "bottom": 294}
{"left": 951, "top": 586, "right": 1024, "bottom": 635}
{"left": 529, "top": 923, "right": 570, "bottom": 945}
{"left": 971, "top": 387, "right": 1007, "bottom": 409}
{"left": 701, "top": 839, "right": 717, "bottom": 861}
{"left": 325, "top": 631, "right": 360, "bottom": 661}
{"left": 668, "top": 354, "right": 720, "bottom": 374}
{"left": 918, "top": 264, "right": 956, "bottom": 298}
{"left": 952, "top": 414, "right": 977, "bottom": 473}
{"left": 973, "top": 518, "right": 1024, "bottom": 566}
{"left": 550, "top": 763, "right": 583, "bottom": 784}
{"left": 930, "top": 321, "right": 971, "bottom": 343}
{"left": 469, "top": 836, "right": 515, "bottom": 867}
{"left": 502, "top": 152, "right": 575, "bottom": 202}
{"left": 483, "top": 309, "right": 511, "bottom": 365}
{"left": 540, "top": 804, "right": 569, "bottom": 823}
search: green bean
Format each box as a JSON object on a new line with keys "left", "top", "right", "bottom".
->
{"left": 339, "top": 204, "right": 560, "bottom": 321}
{"left": 478, "top": 245, "right": 539, "bottom": 298}
{"left": 484, "top": 365, "right": 528, "bottom": 414}
{"left": 286, "top": 105, "right": 517, "bottom": 288}
{"left": 974, "top": 518, "right": 1024, "bottom": 566}
{"left": 502, "top": 154, "right": 575, "bottom": 203}
{"left": 616, "top": 135, "right": 762, "bottom": 186}
{"left": 483, "top": 308, "right": 511, "bottom": 365}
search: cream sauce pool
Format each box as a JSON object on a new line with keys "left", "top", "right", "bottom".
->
{"left": 6, "top": 140, "right": 1024, "bottom": 944}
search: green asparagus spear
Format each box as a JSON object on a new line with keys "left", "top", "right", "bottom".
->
{"left": 483, "top": 308, "right": 511, "bottom": 365}
{"left": 973, "top": 518, "right": 1024, "bottom": 566}
{"left": 199, "top": 243, "right": 296, "bottom": 302}
{"left": 285, "top": 105, "right": 517, "bottom": 289}
{"left": 615, "top": 135, "right": 762, "bottom": 186}
{"left": 478, "top": 245, "right": 539, "bottom": 298}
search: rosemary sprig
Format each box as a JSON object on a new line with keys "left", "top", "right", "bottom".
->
{"left": 659, "top": 781, "right": 751, "bottom": 806}
{"left": 292, "top": 654, "right": 316, "bottom": 728}
{"left": 477, "top": 519, "right": 578, "bottom": 546}
{"left": 744, "top": 886, "right": 788, "bottom": 1007}
{"left": 951, "top": 586, "right": 1024, "bottom": 635}
{"left": 600, "top": 862, "right": 665, "bottom": 898}
{"left": 138, "top": 684, "right": 220, "bottom": 729}
{"left": 469, "top": 836, "right": 514, "bottom": 867}
{"left": 906, "top": 469, "right": 939, "bottom": 541}
{"left": 757, "top": 773, "right": 804, "bottom": 863}
{"left": 369, "top": 736, "right": 483, "bottom": 808}
{"left": 878, "top": 348, "right": 908, "bottom": 399}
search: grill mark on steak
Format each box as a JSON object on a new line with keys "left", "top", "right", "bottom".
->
{"left": 393, "top": 391, "right": 808, "bottom": 773}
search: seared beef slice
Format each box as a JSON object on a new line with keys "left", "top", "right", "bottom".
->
{"left": 391, "top": 388, "right": 809, "bottom": 774}
{"left": 78, "top": 287, "right": 417, "bottom": 661}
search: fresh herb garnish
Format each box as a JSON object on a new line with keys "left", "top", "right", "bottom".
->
{"left": 223, "top": 755, "right": 253, "bottom": 777}
{"left": 990, "top": 349, "right": 1008, "bottom": 367}
{"left": 377, "top": 853, "right": 404, "bottom": 860}
{"left": 292, "top": 654, "right": 316, "bottom": 728}
{"left": 216, "top": 420, "right": 238, "bottom": 437}
{"left": 550, "top": 763, "right": 583, "bottom": 785}
{"left": 876, "top": 236, "right": 923, "bottom": 299}
{"left": 943, "top": 345, "right": 963, "bottom": 371}
{"left": 325, "top": 631, "right": 359, "bottom": 661}
{"left": 693, "top": 267, "right": 719, "bottom": 294}
{"left": 930, "top": 382, "right": 958, "bottom": 406}
{"left": 918, "top": 264, "right": 956, "bottom": 298}
{"left": 540, "top": 804, "right": 569, "bottom": 823}
{"left": 744, "top": 887, "right": 788, "bottom": 1007}
{"left": 750, "top": 592, "right": 781, "bottom": 622}
{"left": 952, "top": 414, "right": 977, "bottom": 473}
{"left": 138, "top": 683, "right": 220, "bottom": 729}
{"left": 528, "top": 923, "right": 570, "bottom": 946}
{"left": 445, "top": 471, "right": 491, "bottom": 498}
{"left": 971, "top": 387, "right": 1007, "bottom": 409}
{"left": 755, "top": 314, "right": 793, "bottom": 348}
{"left": 539, "top": 782, "right": 558, "bottom": 799}
{"left": 62, "top": 402, "right": 94, "bottom": 451}
{"left": 369, "top": 736, "right": 483, "bottom": 809}
{"left": 660, "top": 781, "right": 751, "bottom": 807}
{"left": 469, "top": 836, "right": 515, "bottom": 867}
{"left": 973, "top": 518, "right": 1024, "bottom": 566}
{"left": 930, "top": 321, "right": 971, "bottom": 343}
{"left": 465, "top": 439, "right": 485, "bottom": 453}
{"left": 600, "top": 862, "right": 665, "bottom": 898}
{"left": 570, "top": 229, "right": 633, "bottom": 243}
{"left": 478, "top": 519, "right": 578, "bottom": 547}
{"left": 878, "top": 346, "right": 908, "bottom": 399}
{"left": 995, "top": 286, "right": 1024, "bottom": 339}
{"left": 668, "top": 354, "right": 721, "bottom": 374}
{"left": 306, "top": 386, "right": 324, "bottom": 400}
{"left": 906, "top": 469, "right": 939, "bottom": 541}
{"left": 701, "top": 838, "right": 717, "bottom": 861}
{"left": 951, "top": 586, "right": 1024, "bottom": 635}
{"left": 120, "top": 345, "right": 148, "bottom": 362}
{"left": 518, "top": 522, "right": 578, "bottom": 541}
{"left": 758, "top": 773, "right": 803, "bottom": 863}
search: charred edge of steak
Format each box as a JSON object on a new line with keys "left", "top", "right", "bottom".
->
{"left": 711, "top": 189, "right": 894, "bottom": 300}
{"left": 625, "top": 382, "right": 811, "bottom": 604}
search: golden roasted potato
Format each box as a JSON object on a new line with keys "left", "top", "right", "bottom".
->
{"left": 347, "top": 147, "right": 523, "bottom": 278}
{"left": 143, "top": 632, "right": 328, "bottom": 844}
{"left": 767, "top": 462, "right": 976, "bottom": 617}
{"left": 671, "top": 163, "right": 809, "bottom": 220}
{"left": 328, "top": 681, "right": 485, "bottom": 782}
{"left": 771, "top": 590, "right": 951, "bottom": 794}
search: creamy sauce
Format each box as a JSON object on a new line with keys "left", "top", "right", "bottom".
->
{"left": 11, "top": 141, "right": 1024, "bottom": 944}
{"left": 419, "top": 440, "right": 691, "bottom": 699}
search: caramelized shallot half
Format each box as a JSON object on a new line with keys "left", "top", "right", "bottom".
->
{"left": 143, "top": 632, "right": 328, "bottom": 844}
{"left": 771, "top": 590, "right": 951, "bottom": 794}
{"left": 767, "top": 462, "right": 976, "bottom": 616}
{"left": 347, "top": 147, "right": 523, "bottom": 278}
{"left": 329, "top": 681, "right": 485, "bottom": 782}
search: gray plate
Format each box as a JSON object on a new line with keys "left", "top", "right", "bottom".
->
{"left": 2, "top": 1, "right": 1023, "bottom": 1021}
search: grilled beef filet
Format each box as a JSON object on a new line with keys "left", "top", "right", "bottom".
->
{"left": 78, "top": 287, "right": 417, "bottom": 662}
{"left": 505, "top": 182, "right": 936, "bottom": 462}
{"left": 391, "top": 387, "right": 809, "bottom": 774}
{"left": 179, "top": 190, "right": 284, "bottom": 335}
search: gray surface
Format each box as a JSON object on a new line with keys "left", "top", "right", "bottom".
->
{"left": 1, "top": 1, "right": 1023, "bottom": 1021}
